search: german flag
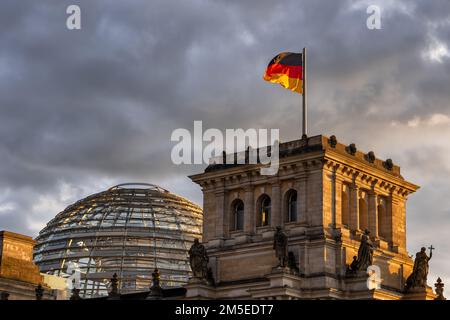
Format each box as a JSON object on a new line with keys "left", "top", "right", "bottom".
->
{"left": 263, "top": 52, "right": 303, "bottom": 94}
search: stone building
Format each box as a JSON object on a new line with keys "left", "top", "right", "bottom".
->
{"left": 0, "top": 231, "right": 65, "bottom": 300}
{"left": 186, "top": 134, "right": 437, "bottom": 299}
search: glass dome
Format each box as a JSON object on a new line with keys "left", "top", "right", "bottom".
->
{"left": 33, "top": 183, "right": 203, "bottom": 298}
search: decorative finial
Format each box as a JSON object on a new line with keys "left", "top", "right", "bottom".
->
{"left": 146, "top": 268, "right": 163, "bottom": 300}
{"left": 435, "top": 277, "right": 446, "bottom": 300}
{"left": 108, "top": 273, "right": 119, "bottom": 298}
{"left": 70, "top": 279, "right": 81, "bottom": 300}
{"left": 383, "top": 158, "right": 394, "bottom": 170}
{"left": 346, "top": 143, "right": 357, "bottom": 155}
{"left": 70, "top": 288, "right": 81, "bottom": 300}
{"left": 35, "top": 283, "right": 44, "bottom": 300}
{"left": 366, "top": 151, "right": 376, "bottom": 163}
{"left": 328, "top": 135, "right": 337, "bottom": 148}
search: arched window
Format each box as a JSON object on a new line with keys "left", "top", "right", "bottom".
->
{"left": 231, "top": 200, "right": 244, "bottom": 231}
{"left": 341, "top": 185, "right": 349, "bottom": 226}
{"left": 258, "top": 195, "right": 271, "bottom": 227}
{"left": 359, "top": 193, "right": 368, "bottom": 231}
{"left": 286, "top": 190, "right": 297, "bottom": 222}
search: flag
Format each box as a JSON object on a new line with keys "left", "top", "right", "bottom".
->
{"left": 263, "top": 52, "right": 303, "bottom": 94}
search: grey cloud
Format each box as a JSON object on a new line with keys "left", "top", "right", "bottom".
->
{"left": 0, "top": 0, "right": 449, "bottom": 286}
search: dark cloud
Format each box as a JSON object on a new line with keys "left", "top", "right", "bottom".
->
{"left": 0, "top": 0, "right": 449, "bottom": 285}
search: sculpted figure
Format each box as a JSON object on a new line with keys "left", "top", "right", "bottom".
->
{"left": 273, "top": 226, "right": 288, "bottom": 268}
{"left": 356, "top": 229, "right": 374, "bottom": 271}
{"left": 189, "top": 238, "right": 209, "bottom": 279}
{"left": 406, "top": 246, "right": 433, "bottom": 291}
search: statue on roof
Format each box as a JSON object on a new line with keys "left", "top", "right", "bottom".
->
{"left": 356, "top": 229, "right": 374, "bottom": 271}
{"left": 189, "top": 238, "right": 209, "bottom": 280}
{"left": 405, "top": 246, "right": 433, "bottom": 291}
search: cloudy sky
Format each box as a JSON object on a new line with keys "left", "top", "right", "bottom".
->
{"left": 1, "top": 0, "right": 449, "bottom": 288}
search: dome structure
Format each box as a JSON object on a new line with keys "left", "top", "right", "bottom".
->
{"left": 33, "top": 183, "right": 203, "bottom": 298}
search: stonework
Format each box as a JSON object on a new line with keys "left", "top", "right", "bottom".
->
{"left": 0, "top": 231, "right": 42, "bottom": 285}
{"left": 0, "top": 231, "right": 58, "bottom": 300}
{"left": 188, "top": 134, "right": 435, "bottom": 300}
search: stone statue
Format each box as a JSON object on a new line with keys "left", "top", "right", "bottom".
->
{"left": 349, "top": 256, "right": 358, "bottom": 273}
{"left": 189, "top": 238, "right": 209, "bottom": 279}
{"left": 405, "top": 246, "right": 433, "bottom": 291}
{"left": 70, "top": 287, "right": 81, "bottom": 300}
{"left": 70, "top": 278, "right": 81, "bottom": 300}
{"left": 108, "top": 273, "right": 119, "bottom": 298}
{"left": 356, "top": 229, "right": 374, "bottom": 271}
{"left": 434, "top": 277, "right": 446, "bottom": 300}
{"left": 147, "top": 268, "right": 163, "bottom": 299}
{"left": 273, "top": 226, "right": 288, "bottom": 268}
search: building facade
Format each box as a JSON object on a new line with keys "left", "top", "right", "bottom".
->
{"left": 0, "top": 231, "right": 65, "bottom": 300}
{"left": 187, "top": 134, "right": 436, "bottom": 299}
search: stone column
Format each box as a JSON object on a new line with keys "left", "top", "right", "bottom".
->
{"left": 297, "top": 177, "right": 307, "bottom": 224}
{"left": 215, "top": 191, "right": 225, "bottom": 238}
{"left": 349, "top": 183, "right": 359, "bottom": 231}
{"left": 244, "top": 186, "right": 255, "bottom": 234}
{"left": 271, "top": 183, "right": 281, "bottom": 227}
{"left": 390, "top": 194, "right": 406, "bottom": 253}
{"left": 368, "top": 191, "right": 378, "bottom": 238}
{"left": 330, "top": 169, "right": 337, "bottom": 228}
{"left": 334, "top": 176, "right": 343, "bottom": 228}
{"left": 385, "top": 194, "right": 394, "bottom": 243}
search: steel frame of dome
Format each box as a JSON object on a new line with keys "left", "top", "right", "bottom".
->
{"left": 33, "top": 183, "right": 203, "bottom": 298}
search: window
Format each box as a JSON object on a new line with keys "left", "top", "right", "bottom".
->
{"left": 258, "top": 195, "right": 271, "bottom": 226}
{"left": 286, "top": 190, "right": 297, "bottom": 222}
{"left": 232, "top": 200, "right": 244, "bottom": 231}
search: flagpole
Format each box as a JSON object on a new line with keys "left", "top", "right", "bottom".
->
{"left": 302, "top": 47, "right": 307, "bottom": 139}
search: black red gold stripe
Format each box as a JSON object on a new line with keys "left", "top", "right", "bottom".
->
{"left": 263, "top": 52, "right": 303, "bottom": 94}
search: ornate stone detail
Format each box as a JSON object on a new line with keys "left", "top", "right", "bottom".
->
{"left": 70, "top": 287, "right": 81, "bottom": 300}
{"left": 356, "top": 229, "right": 374, "bottom": 270}
{"left": 434, "top": 277, "right": 446, "bottom": 300}
{"left": 383, "top": 158, "right": 394, "bottom": 171}
{"left": 365, "top": 151, "right": 376, "bottom": 163}
{"left": 35, "top": 283, "right": 44, "bottom": 300}
{"left": 147, "top": 268, "right": 163, "bottom": 299}
{"left": 108, "top": 273, "right": 119, "bottom": 298}
{"left": 273, "top": 226, "right": 288, "bottom": 268}
{"left": 346, "top": 143, "right": 357, "bottom": 156}
{"left": 346, "top": 230, "right": 374, "bottom": 275}
{"left": 405, "top": 246, "right": 433, "bottom": 292}
{"left": 349, "top": 256, "right": 358, "bottom": 273}
{"left": 189, "top": 238, "right": 209, "bottom": 280}
{"left": 328, "top": 135, "right": 337, "bottom": 148}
